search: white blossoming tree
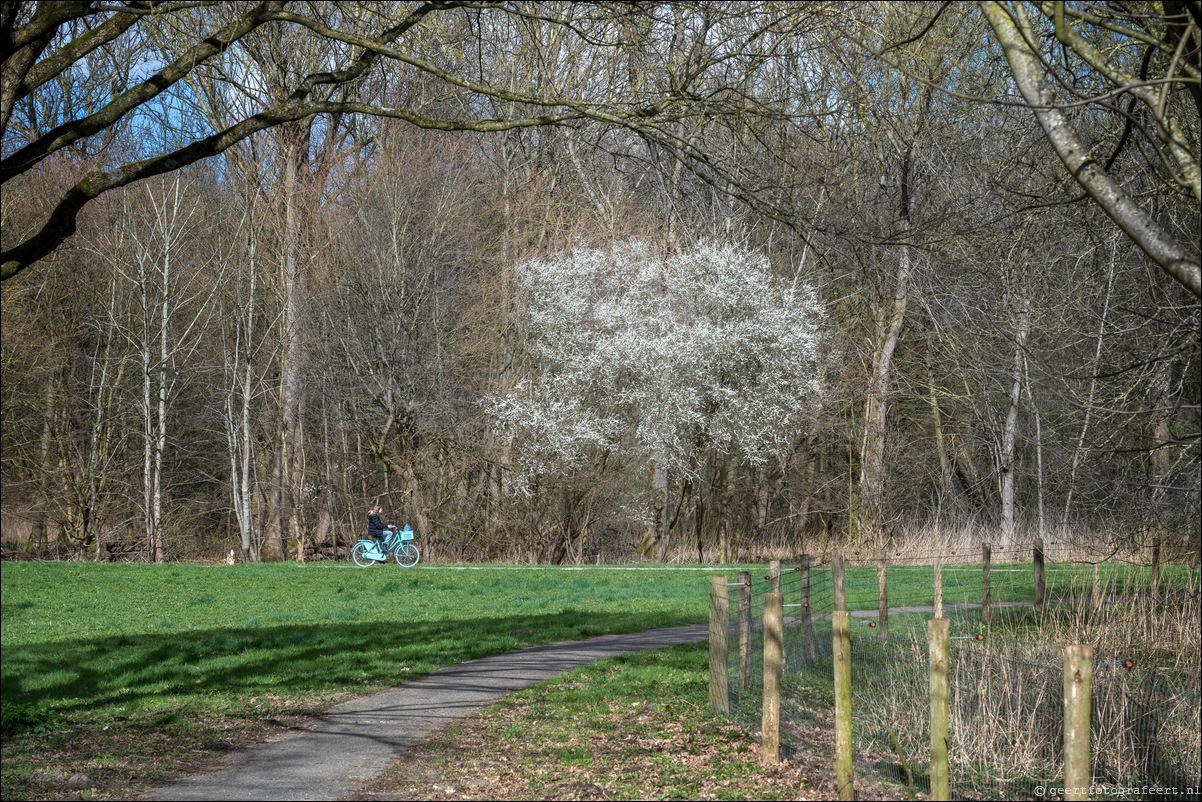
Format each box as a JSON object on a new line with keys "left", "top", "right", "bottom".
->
{"left": 489, "top": 241, "right": 827, "bottom": 560}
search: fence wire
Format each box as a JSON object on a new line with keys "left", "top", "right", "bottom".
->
{"left": 723, "top": 551, "right": 1201, "bottom": 799}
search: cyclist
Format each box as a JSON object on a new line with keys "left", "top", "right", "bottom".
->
{"left": 366, "top": 505, "right": 395, "bottom": 550}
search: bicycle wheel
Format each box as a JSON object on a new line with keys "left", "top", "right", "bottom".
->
{"left": 352, "top": 542, "right": 377, "bottom": 567}
{"left": 395, "top": 542, "right": 420, "bottom": 567}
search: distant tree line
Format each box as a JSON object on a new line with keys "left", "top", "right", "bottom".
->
{"left": 2, "top": 2, "right": 1197, "bottom": 563}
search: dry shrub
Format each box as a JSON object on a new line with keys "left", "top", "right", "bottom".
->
{"left": 754, "top": 549, "right": 1200, "bottom": 799}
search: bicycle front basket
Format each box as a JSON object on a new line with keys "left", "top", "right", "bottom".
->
{"left": 399, "top": 525, "right": 414, "bottom": 541}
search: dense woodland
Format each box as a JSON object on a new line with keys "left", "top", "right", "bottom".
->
{"left": 1, "top": 2, "right": 1198, "bottom": 563}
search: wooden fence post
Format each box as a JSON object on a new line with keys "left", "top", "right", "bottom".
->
{"left": 802, "top": 554, "right": 816, "bottom": 662}
{"left": 762, "top": 592, "right": 783, "bottom": 766}
{"left": 832, "top": 549, "right": 846, "bottom": 612}
{"left": 928, "top": 618, "right": 950, "bottom": 801}
{"left": 769, "top": 559, "right": 785, "bottom": 671}
{"left": 833, "top": 609, "right": 854, "bottom": 800}
{"left": 738, "top": 570, "right": 751, "bottom": 690}
{"left": 877, "top": 549, "right": 888, "bottom": 640}
{"left": 1063, "top": 643, "right": 1093, "bottom": 801}
{"left": 1034, "top": 538, "right": 1046, "bottom": 613}
{"left": 934, "top": 550, "right": 943, "bottom": 618}
{"left": 982, "top": 543, "right": 992, "bottom": 626}
{"left": 709, "top": 575, "right": 729, "bottom": 716}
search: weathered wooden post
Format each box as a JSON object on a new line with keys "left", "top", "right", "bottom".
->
{"left": 832, "top": 549, "right": 847, "bottom": 613}
{"left": 738, "top": 570, "right": 751, "bottom": 690}
{"left": 1034, "top": 538, "right": 1046, "bottom": 613}
{"left": 833, "top": 609, "right": 854, "bottom": 800}
{"left": 877, "top": 549, "right": 889, "bottom": 640}
{"left": 934, "top": 550, "right": 943, "bottom": 618}
{"left": 769, "top": 559, "right": 785, "bottom": 670}
{"left": 1063, "top": 644, "right": 1093, "bottom": 801}
{"left": 762, "top": 592, "right": 783, "bottom": 766}
{"left": 928, "top": 618, "right": 950, "bottom": 801}
{"left": 709, "top": 575, "right": 729, "bottom": 716}
{"left": 982, "top": 543, "right": 992, "bottom": 626}
{"left": 801, "top": 554, "right": 816, "bottom": 662}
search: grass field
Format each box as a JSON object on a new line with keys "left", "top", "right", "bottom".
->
{"left": 0, "top": 561, "right": 734, "bottom": 799}
{"left": 3, "top": 557, "right": 1193, "bottom": 800}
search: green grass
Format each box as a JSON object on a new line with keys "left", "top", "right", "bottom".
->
{"left": 810, "top": 559, "right": 1192, "bottom": 614}
{"left": 0, "top": 561, "right": 740, "bottom": 800}
{"left": 3, "top": 558, "right": 1192, "bottom": 800}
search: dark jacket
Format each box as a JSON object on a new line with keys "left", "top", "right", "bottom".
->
{"left": 367, "top": 513, "right": 387, "bottom": 541}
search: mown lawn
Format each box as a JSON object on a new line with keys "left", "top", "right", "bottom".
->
{"left": 5, "top": 557, "right": 1184, "bottom": 800}
{"left": 1, "top": 561, "right": 728, "bottom": 800}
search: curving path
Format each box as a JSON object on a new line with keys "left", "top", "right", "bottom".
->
{"left": 141, "top": 624, "right": 710, "bottom": 801}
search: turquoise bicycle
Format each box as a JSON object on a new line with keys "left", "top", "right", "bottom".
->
{"left": 352, "top": 524, "right": 419, "bottom": 567}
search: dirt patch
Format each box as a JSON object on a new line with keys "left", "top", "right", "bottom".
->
{"left": 350, "top": 695, "right": 914, "bottom": 801}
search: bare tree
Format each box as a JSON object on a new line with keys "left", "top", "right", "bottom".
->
{"left": 2, "top": 2, "right": 824, "bottom": 281}
{"left": 312, "top": 127, "right": 484, "bottom": 547}
{"left": 980, "top": 1, "right": 1200, "bottom": 298}
{"left": 216, "top": 186, "right": 265, "bottom": 561}
{"left": 90, "top": 175, "right": 218, "bottom": 561}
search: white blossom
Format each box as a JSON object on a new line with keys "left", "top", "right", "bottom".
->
{"left": 487, "top": 241, "right": 827, "bottom": 491}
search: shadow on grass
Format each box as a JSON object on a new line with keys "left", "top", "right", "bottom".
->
{"left": 0, "top": 608, "right": 690, "bottom": 715}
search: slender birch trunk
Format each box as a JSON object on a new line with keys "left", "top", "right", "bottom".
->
{"left": 224, "top": 212, "right": 260, "bottom": 561}
{"left": 239, "top": 265, "right": 257, "bottom": 560}
{"left": 88, "top": 276, "right": 121, "bottom": 560}
{"left": 151, "top": 228, "right": 171, "bottom": 563}
{"left": 139, "top": 253, "right": 156, "bottom": 561}
{"left": 1000, "top": 296, "right": 1029, "bottom": 549}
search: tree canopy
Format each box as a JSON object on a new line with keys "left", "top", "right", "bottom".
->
{"left": 2, "top": 2, "right": 1197, "bottom": 565}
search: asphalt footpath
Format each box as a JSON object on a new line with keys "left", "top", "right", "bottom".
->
{"left": 142, "top": 623, "right": 710, "bottom": 801}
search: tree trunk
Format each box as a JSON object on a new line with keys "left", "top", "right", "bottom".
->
{"left": 261, "top": 443, "right": 285, "bottom": 561}
{"left": 1022, "top": 350, "right": 1046, "bottom": 541}
{"left": 226, "top": 211, "right": 260, "bottom": 561}
{"left": 151, "top": 239, "right": 170, "bottom": 563}
{"left": 88, "top": 280, "right": 118, "bottom": 561}
{"left": 927, "top": 336, "right": 952, "bottom": 504}
{"left": 859, "top": 243, "right": 911, "bottom": 547}
{"left": 276, "top": 138, "right": 305, "bottom": 562}
{"left": 716, "top": 461, "right": 733, "bottom": 564}
{"left": 999, "top": 297, "right": 1029, "bottom": 549}
{"left": 641, "top": 456, "right": 670, "bottom": 560}
{"left": 26, "top": 377, "right": 55, "bottom": 553}
{"left": 139, "top": 257, "right": 156, "bottom": 562}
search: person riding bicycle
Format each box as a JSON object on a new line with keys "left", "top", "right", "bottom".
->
{"left": 366, "top": 505, "right": 396, "bottom": 550}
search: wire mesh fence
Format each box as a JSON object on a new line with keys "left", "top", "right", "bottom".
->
{"left": 719, "top": 547, "right": 1201, "bottom": 799}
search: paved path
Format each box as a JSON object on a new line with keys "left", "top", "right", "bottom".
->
{"left": 142, "top": 624, "right": 710, "bottom": 801}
